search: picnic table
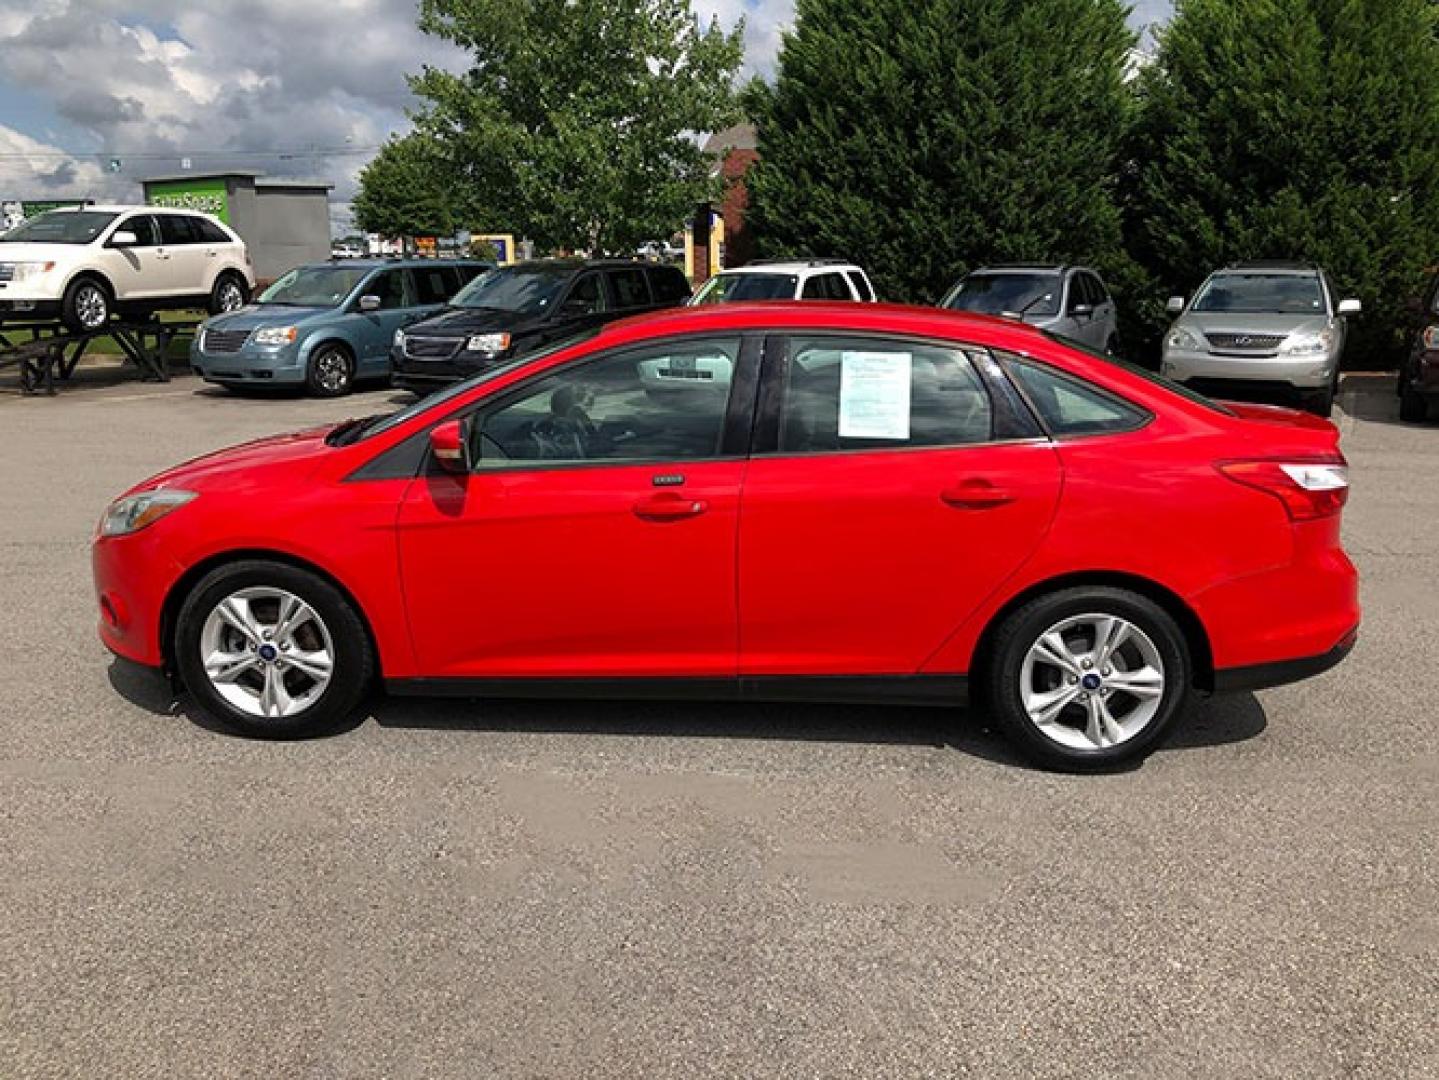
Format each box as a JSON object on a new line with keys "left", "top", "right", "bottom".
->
{"left": 0, "top": 316, "right": 199, "bottom": 395}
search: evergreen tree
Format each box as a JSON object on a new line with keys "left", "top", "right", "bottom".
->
{"left": 1127, "top": 0, "right": 1439, "bottom": 365}
{"left": 746, "top": 0, "right": 1135, "bottom": 304}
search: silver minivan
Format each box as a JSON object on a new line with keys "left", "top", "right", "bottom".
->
{"left": 1160, "top": 261, "right": 1361, "bottom": 417}
{"left": 939, "top": 264, "right": 1119, "bottom": 354}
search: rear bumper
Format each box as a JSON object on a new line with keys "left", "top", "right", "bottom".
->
{"left": 1213, "top": 628, "right": 1356, "bottom": 691}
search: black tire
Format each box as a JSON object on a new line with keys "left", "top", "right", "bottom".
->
{"left": 982, "top": 586, "right": 1193, "bottom": 771}
{"left": 174, "top": 559, "right": 373, "bottom": 738}
{"left": 305, "top": 343, "right": 355, "bottom": 397}
{"left": 207, "top": 272, "right": 249, "bottom": 316}
{"left": 1399, "top": 387, "right": 1429, "bottom": 423}
{"left": 61, "top": 276, "right": 112, "bottom": 333}
{"left": 1305, "top": 385, "right": 1334, "bottom": 418}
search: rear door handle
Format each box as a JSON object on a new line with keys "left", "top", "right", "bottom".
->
{"left": 941, "top": 480, "right": 1015, "bottom": 510}
{"left": 633, "top": 494, "right": 708, "bottom": 521}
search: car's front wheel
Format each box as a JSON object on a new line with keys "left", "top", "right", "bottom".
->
{"left": 174, "top": 560, "right": 373, "bottom": 737}
{"left": 62, "top": 277, "right": 111, "bottom": 333}
{"left": 983, "top": 587, "right": 1192, "bottom": 771}
{"left": 306, "top": 343, "right": 354, "bottom": 397}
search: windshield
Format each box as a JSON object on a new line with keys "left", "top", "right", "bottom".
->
{"left": 340, "top": 328, "right": 603, "bottom": 444}
{"left": 450, "top": 265, "right": 568, "bottom": 314}
{"left": 1191, "top": 273, "right": 1325, "bottom": 315}
{"left": 1, "top": 210, "right": 117, "bottom": 245}
{"left": 258, "top": 265, "right": 370, "bottom": 307}
{"left": 691, "top": 273, "right": 797, "bottom": 304}
{"left": 1043, "top": 330, "right": 1235, "bottom": 416}
{"left": 944, "top": 272, "right": 1060, "bottom": 316}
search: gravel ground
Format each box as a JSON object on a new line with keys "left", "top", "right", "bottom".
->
{"left": 0, "top": 368, "right": 1434, "bottom": 1078}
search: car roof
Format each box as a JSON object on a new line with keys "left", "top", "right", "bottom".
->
{"left": 971, "top": 264, "right": 1072, "bottom": 275}
{"left": 62, "top": 204, "right": 212, "bottom": 217}
{"left": 305, "top": 258, "right": 490, "bottom": 270}
{"left": 1221, "top": 260, "right": 1320, "bottom": 275}
{"left": 500, "top": 257, "right": 676, "bottom": 272}
{"left": 724, "top": 260, "right": 862, "bottom": 274}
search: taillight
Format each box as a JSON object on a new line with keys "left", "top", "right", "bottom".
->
{"left": 1218, "top": 459, "right": 1349, "bottom": 521}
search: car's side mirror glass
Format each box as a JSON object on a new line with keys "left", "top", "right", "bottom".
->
{"left": 110, "top": 230, "right": 138, "bottom": 247}
{"left": 1337, "top": 298, "right": 1362, "bottom": 316}
{"left": 358, "top": 295, "right": 382, "bottom": 312}
{"left": 429, "top": 419, "right": 469, "bottom": 473}
{"left": 1166, "top": 295, "right": 1186, "bottom": 315}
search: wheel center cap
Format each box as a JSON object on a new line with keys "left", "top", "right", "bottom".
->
{"left": 258, "top": 644, "right": 279, "bottom": 662}
{"left": 1081, "top": 673, "right": 1102, "bottom": 691}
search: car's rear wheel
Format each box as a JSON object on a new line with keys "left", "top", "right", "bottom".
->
{"left": 306, "top": 343, "right": 354, "bottom": 397}
{"left": 1399, "top": 387, "right": 1429, "bottom": 423}
{"left": 62, "top": 276, "right": 111, "bottom": 332}
{"left": 174, "top": 560, "right": 373, "bottom": 737}
{"left": 208, "top": 272, "right": 249, "bottom": 316}
{"left": 983, "top": 587, "right": 1192, "bottom": 771}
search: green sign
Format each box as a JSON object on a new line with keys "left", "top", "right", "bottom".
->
{"left": 146, "top": 178, "right": 230, "bottom": 223}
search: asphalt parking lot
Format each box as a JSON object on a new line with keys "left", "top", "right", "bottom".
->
{"left": 1, "top": 367, "right": 1435, "bottom": 1078}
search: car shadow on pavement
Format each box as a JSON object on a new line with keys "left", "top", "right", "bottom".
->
{"left": 109, "top": 658, "right": 1269, "bottom": 771}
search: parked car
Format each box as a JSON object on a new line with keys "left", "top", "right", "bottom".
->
{"left": 0, "top": 204, "right": 253, "bottom": 332}
{"left": 392, "top": 258, "right": 691, "bottom": 393}
{"left": 1397, "top": 270, "right": 1439, "bottom": 423}
{"left": 192, "top": 259, "right": 492, "bottom": 397}
{"left": 93, "top": 302, "right": 1358, "bottom": 771}
{"left": 1161, "top": 261, "right": 1360, "bottom": 417}
{"left": 939, "top": 264, "right": 1119, "bottom": 354}
{"left": 690, "top": 259, "right": 877, "bottom": 305}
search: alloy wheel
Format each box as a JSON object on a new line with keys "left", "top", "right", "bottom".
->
{"left": 218, "top": 280, "right": 245, "bottom": 312}
{"left": 315, "top": 350, "right": 350, "bottom": 393}
{"left": 1019, "top": 613, "right": 1165, "bottom": 751}
{"left": 76, "top": 284, "right": 108, "bottom": 329}
{"left": 198, "top": 586, "right": 335, "bottom": 719}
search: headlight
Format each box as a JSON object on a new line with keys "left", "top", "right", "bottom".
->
{"left": 466, "top": 332, "right": 511, "bottom": 354}
{"left": 1166, "top": 326, "right": 1201, "bottom": 352}
{"left": 7, "top": 261, "right": 55, "bottom": 283}
{"left": 100, "top": 489, "right": 197, "bottom": 537}
{"left": 393, "top": 328, "right": 406, "bottom": 349}
{"left": 1280, "top": 328, "right": 1335, "bottom": 357}
{"left": 253, "top": 325, "right": 298, "bottom": 346}
{"left": 1422, "top": 325, "right": 1439, "bottom": 351}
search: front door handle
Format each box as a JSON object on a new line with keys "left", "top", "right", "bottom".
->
{"left": 941, "top": 479, "right": 1015, "bottom": 510}
{"left": 633, "top": 494, "right": 708, "bottom": 521}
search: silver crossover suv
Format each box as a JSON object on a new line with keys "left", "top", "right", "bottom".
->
{"left": 939, "top": 264, "right": 1119, "bottom": 354}
{"left": 1161, "top": 261, "right": 1361, "bottom": 417}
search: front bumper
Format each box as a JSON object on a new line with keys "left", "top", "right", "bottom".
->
{"left": 191, "top": 342, "right": 305, "bottom": 384}
{"left": 390, "top": 346, "right": 508, "bottom": 390}
{"left": 1403, "top": 349, "right": 1439, "bottom": 396}
{"left": 92, "top": 531, "right": 184, "bottom": 669}
{"left": 0, "top": 297, "right": 62, "bottom": 322}
{"left": 1163, "top": 348, "right": 1336, "bottom": 391}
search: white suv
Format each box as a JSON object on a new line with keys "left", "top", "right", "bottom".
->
{"left": 0, "top": 204, "right": 253, "bottom": 332}
{"left": 690, "top": 259, "right": 877, "bottom": 305}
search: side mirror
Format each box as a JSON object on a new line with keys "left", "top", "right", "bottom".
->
{"left": 1337, "top": 298, "right": 1362, "bottom": 316}
{"left": 1069, "top": 302, "right": 1094, "bottom": 318}
{"left": 429, "top": 419, "right": 468, "bottom": 473}
{"left": 110, "top": 230, "right": 138, "bottom": 247}
{"left": 1166, "top": 295, "right": 1186, "bottom": 315}
{"left": 358, "top": 294, "right": 382, "bottom": 312}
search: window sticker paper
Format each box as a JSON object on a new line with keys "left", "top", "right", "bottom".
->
{"left": 838, "top": 351, "right": 912, "bottom": 439}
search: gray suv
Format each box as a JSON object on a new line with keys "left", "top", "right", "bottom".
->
{"left": 1161, "top": 261, "right": 1361, "bottom": 417}
{"left": 940, "top": 264, "right": 1119, "bottom": 354}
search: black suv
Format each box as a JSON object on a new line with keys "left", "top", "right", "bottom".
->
{"left": 391, "top": 258, "right": 691, "bottom": 392}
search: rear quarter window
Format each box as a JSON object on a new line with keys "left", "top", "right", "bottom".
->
{"left": 1002, "top": 356, "right": 1150, "bottom": 436}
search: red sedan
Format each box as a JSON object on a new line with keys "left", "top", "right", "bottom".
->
{"left": 93, "top": 303, "right": 1358, "bottom": 769}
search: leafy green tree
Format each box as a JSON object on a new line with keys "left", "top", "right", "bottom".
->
{"left": 409, "top": 0, "right": 744, "bottom": 254}
{"left": 1126, "top": 0, "right": 1439, "bottom": 366}
{"left": 745, "top": 0, "right": 1135, "bottom": 304}
{"left": 352, "top": 133, "right": 463, "bottom": 239}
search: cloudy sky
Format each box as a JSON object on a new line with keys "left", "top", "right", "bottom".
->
{"left": 0, "top": 0, "right": 1172, "bottom": 231}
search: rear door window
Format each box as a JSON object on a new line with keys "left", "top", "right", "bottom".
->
{"left": 413, "top": 265, "right": 458, "bottom": 305}
{"left": 774, "top": 335, "right": 995, "bottom": 453}
{"left": 608, "top": 266, "right": 652, "bottom": 309}
{"left": 648, "top": 266, "right": 691, "bottom": 305}
{"left": 194, "top": 218, "right": 232, "bottom": 244}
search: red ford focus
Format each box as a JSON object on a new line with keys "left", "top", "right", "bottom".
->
{"left": 93, "top": 303, "right": 1358, "bottom": 769}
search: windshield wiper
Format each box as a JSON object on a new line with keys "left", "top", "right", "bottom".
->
{"left": 325, "top": 413, "right": 388, "bottom": 447}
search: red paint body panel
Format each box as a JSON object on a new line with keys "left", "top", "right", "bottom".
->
{"left": 92, "top": 302, "right": 1360, "bottom": 691}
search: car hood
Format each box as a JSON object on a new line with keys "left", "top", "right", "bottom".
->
{"left": 0, "top": 242, "right": 81, "bottom": 262}
{"left": 1177, "top": 312, "right": 1330, "bottom": 338}
{"left": 204, "top": 304, "right": 334, "bottom": 331}
{"left": 127, "top": 426, "right": 335, "bottom": 496}
{"left": 407, "top": 306, "right": 546, "bottom": 336}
